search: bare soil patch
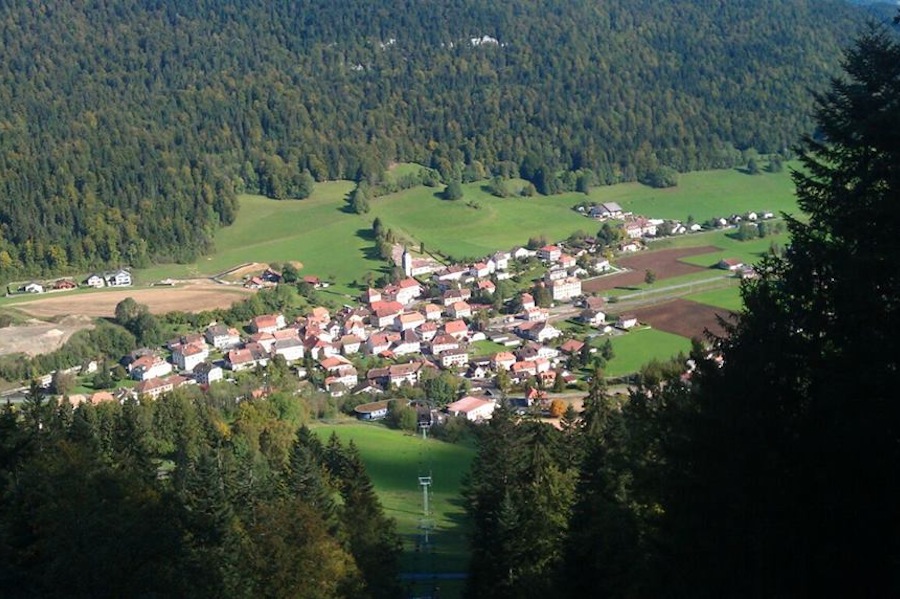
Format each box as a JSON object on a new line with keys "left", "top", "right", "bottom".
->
{"left": 583, "top": 246, "right": 720, "bottom": 293}
{"left": 632, "top": 298, "right": 734, "bottom": 339}
{"left": 14, "top": 280, "right": 252, "bottom": 319}
{"left": 0, "top": 315, "right": 95, "bottom": 357}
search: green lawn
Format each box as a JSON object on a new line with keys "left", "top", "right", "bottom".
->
{"left": 593, "top": 328, "right": 693, "bottom": 377}
{"left": 311, "top": 421, "right": 475, "bottom": 575}
{"left": 469, "top": 339, "right": 510, "bottom": 356}
{"left": 686, "top": 286, "right": 745, "bottom": 312}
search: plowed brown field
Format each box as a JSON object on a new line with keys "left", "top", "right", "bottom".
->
{"left": 582, "top": 246, "right": 720, "bottom": 293}
{"left": 632, "top": 298, "right": 734, "bottom": 339}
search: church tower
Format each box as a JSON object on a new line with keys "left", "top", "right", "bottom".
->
{"left": 402, "top": 246, "right": 413, "bottom": 277}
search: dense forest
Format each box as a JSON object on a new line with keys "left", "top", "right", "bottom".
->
{"left": 0, "top": 389, "right": 402, "bottom": 598}
{"left": 0, "top": 0, "right": 869, "bottom": 279}
{"left": 463, "top": 27, "right": 900, "bottom": 598}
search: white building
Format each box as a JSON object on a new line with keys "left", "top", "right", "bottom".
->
{"left": 446, "top": 396, "right": 495, "bottom": 421}
{"left": 551, "top": 277, "right": 583, "bottom": 301}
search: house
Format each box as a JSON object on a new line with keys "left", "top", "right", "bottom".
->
{"left": 308, "top": 306, "right": 330, "bottom": 325}
{"left": 351, "top": 381, "right": 384, "bottom": 396}
{"left": 226, "top": 348, "right": 256, "bottom": 371}
{"left": 718, "top": 258, "right": 744, "bottom": 271}
{"left": 492, "top": 352, "right": 517, "bottom": 371}
{"left": 363, "top": 288, "right": 382, "bottom": 305}
{"left": 106, "top": 269, "right": 133, "bottom": 287}
{"left": 442, "top": 288, "right": 472, "bottom": 306}
{"left": 171, "top": 343, "right": 209, "bottom": 371}
{"left": 431, "top": 334, "right": 461, "bottom": 355}
{"left": 383, "top": 278, "right": 422, "bottom": 305}
{"left": 438, "top": 349, "right": 470, "bottom": 369}
{"left": 544, "top": 267, "right": 569, "bottom": 282}
{"left": 434, "top": 264, "right": 469, "bottom": 284}
{"left": 524, "top": 307, "right": 549, "bottom": 322}
{"left": 248, "top": 332, "right": 277, "bottom": 352}
{"left": 623, "top": 217, "right": 657, "bottom": 239}
{"left": 272, "top": 337, "right": 305, "bottom": 362}
{"left": 85, "top": 274, "right": 105, "bottom": 288}
{"left": 366, "top": 367, "right": 391, "bottom": 387}
{"left": 616, "top": 314, "right": 639, "bottom": 329}
{"left": 340, "top": 334, "right": 363, "bottom": 356}
{"left": 538, "top": 245, "right": 562, "bottom": 262}
{"left": 129, "top": 355, "right": 173, "bottom": 381}
{"left": 193, "top": 362, "right": 223, "bottom": 386}
{"left": 23, "top": 282, "right": 44, "bottom": 294}
{"left": 470, "top": 262, "right": 492, "bottom": 279}
{"left": 392, "top": 329, "right": 422, "bottom": 356}
{"left": 619, "top": 240, "right": 642, "bottom": 253}
{"left": 589, "top": 202, "right": 624, "bottom": 220}
{"left": 366, "top": 333, "right": 394, "bottom": 356}
{"left": 423, "top": 304, "right": 444, "bottom": 321}
{"left": 477, "top": 280, "right": 496, "bottom": 294}
{"left": 519, "top": 322, "right": 561, "bottom": 343}
{"left": 205, "top": 324, "right": 242, "bottom": 350}
{"left": 511, "top": 246, "right": 535, "bottom": 260}
{"left": 551, "top": 277, "right": 583, "bottom": 302}
{"left": 371, "top": 301, "right": 404, "bottom": 328}
{"left": 559, "top": 339, "right": 586, "bottom": 355}
{"left": 511, "top": 360, "right": 538, "bottom": 378}
{"left": 419, "top": 321, "right": 439, "bottom": 342}
{"left": 520, "top": 293, "right": 535, "bottom": 311}
{"left": 443, "top": 320, "right": 469, "bottom": 340}
{"left": 395, "top": 311, "right": 426, "bottom": 331}
{"left": 579, "top": 308, "right": 607, "bottom": 327}
{"left": 559, "top": 254, "right": 577, "bottom": 269}
{"left": 491, "top": 251, "right": 511, "bottom": 271}
{"left": 448, "top": 301, "right": 472, "bottom": 319}
{"left": 592, "top": 258, "right": 612, "bottom": 272}
{"left": 446, "top": 396, "right": 495, "bottom": 421}
{"left": 389, "top": 362, "right": 424, "bottom": 387}
{"left": 355, "top": 400, "right": 390, "bottom": 421}
{"left": 135, "top": 375, "right": 189, "bottom": 400}
{"left": 250, "top": 314, "right": 285, "bottom": 334}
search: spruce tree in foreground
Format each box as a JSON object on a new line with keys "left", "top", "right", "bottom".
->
{"left": 648, "top": 27, "right": 900, "bottom": 597}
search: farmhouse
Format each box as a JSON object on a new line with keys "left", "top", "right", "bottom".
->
{"left": 492, "top": 352, "right": 517, "bottom": 371}
{"left": 23, "top": 282, "right": 44, "bottom": 294}
{"left": 442, "top": 288, "right": 472, "bottom": 306}
{"left": 272, "top": 337, "right": 305, "bottom": 362}
{"left": 106, "top": 269, "right": 132, "bottom": 287}
{"left": 579, "top": 308, "right": 607, "bottom": 327}
{"left": 616, "top": 314, "right": 639, "bottom": 329}
{"left": 446, "top": 396, "right": 495, "bottom": 421}
{"left": 718, "top": 258, "right": 744, "bottom": 271}
{"left": 589, "top": 202, "right": 624, "bottom": 219}
{"left": 85, "top": 274, "right": 105, "bottom": 288}
{"left": 448, "top": 301, "right": 472, "bottom": 319}
{"left": 129, "top": 355, "right": 173, "bottom": 381}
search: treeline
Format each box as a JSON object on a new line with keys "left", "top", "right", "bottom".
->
{"left": 463, "top": 29, "right": 900, "bottom": 598}
{"left": 0, "top": 392, "right": 401, "bottom": 598}
{"left": 0, "top": 0, "right": 865, "bottom": 280}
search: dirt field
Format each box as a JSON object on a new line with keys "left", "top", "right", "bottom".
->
{"left": 583, "top": 246, "right": 721, "bottom": 293}
{"left": 632, "top": 298, "right": 734, "bottom": 339}
{"left": 13, "top": 280, "right": 253, "bottom": 319}
{"left": 0, "top": 315, "right": 95, "bottom": 357}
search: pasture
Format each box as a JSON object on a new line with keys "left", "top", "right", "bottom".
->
{"left": 594, "top": 328, "right": 693, "bottom": 377}
{"left": 311, "top": 421, "right": 476, "bottom": 575}
{"left": 128, "top": 167, "right": 796, "bottom": 292}
{"left": 686, "top": 285, "right": 745, "bottom": 312}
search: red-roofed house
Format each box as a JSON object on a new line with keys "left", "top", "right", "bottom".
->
{"left": 395, "top": 311, "right": 426, "bottom": 332}
{"left": 538, "top": 245, "right": 562, "bottom": 262}
{"left": 250, "top": 314, "right": 285, "bottom": 334}
{"left": 172, "top": 343, "right": 209, "bottom": 371}
{"left": 136, "top": 375, "right": 189, "bottom": 400}
{"left": 443, "top": 320, "right": 469, "bottom": 340}
{"left": 423, "top": 304, "right": 444, "bottom": 321}
{"left": 491, "top": 352, "right": 517, "bottom": 371}
{"left": 448, "top": 301, "right": 472, "bottom": 319}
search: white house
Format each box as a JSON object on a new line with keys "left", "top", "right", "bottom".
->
{"left": 130, "top": 355, "right": 173, "bottom": 381}
{"left": 272, "top": 337, "right": 305, "bottom": 362}
{"left": 446, "top": 396, "right": 495, "bottom": 421}
{"left": 106, "top": 269, "right": 132, "bottom": 287}
{"left": 23, "top": 282, "right": 44, "bottom": 294}
{"left": 85, "top": 274, "right": 105, "bottom": 288}
{"left": 551, "top": 277, "right": 583, "bottom": 302}
{"left": 616, "top": 314, "right": 639, "bottom": 329}
{"left": 171, "top": 343, "right": 209, "bottom": 371}
{"left": 193, "top": 362, "right": 223, "bottom": 386}
{"left": 205, "top": 324, "right": 242, "bottom": 350}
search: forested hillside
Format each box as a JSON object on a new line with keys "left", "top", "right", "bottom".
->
{"left": 0, "top": 0, "right": 864, "bottom": 278}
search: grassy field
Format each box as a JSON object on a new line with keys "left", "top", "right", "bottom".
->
{"left": 137, "top": 182, "right": 383, "bottom": 293}
{"left": 127, "top": 167, "right": 797, "bottom": 291}
{"left": 686, "top": 286, "right": 745, "bottom": 312}
{"left": 593, "top": 328, "right": 693, "bottom": 377}
{"left": 311, "top": 421, "right": 476, "bottom": 578}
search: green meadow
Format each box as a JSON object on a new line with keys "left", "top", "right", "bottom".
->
{"left": 686, "top": 286, "right": 745, "bottom": 312}
{"left": 594, "top": 328, "right": 693, "bottom": 377}
{"left": 312, "top": 421, "right": 476, "bottom": 575}
{"left": 132, "top": 166, "right": 798, "bottom": 289}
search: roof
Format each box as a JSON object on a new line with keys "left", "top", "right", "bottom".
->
{"left": 446, "top": 396, "right": 492, "bottom": 414}
{"left": 354, "top": 400, "right": 391, "bottom": 414}
{"left": 560, "top": 339, "right": 585, "bottom": 353}
{"left": 444, "top": 320, "right": 467, "bottom": 334}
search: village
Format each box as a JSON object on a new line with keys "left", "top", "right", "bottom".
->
{"left": 34, "top": 200, "right": 781, "bottom": 425}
